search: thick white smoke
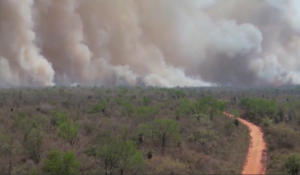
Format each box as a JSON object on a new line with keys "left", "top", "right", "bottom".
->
{"left": 0, "top": 0, "right": 55, "bottom": 87}
{"left": 0, "top": 0, "right": 300, "bottom": 87}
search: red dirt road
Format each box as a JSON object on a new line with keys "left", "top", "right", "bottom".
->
{"left": 223, "top": 112, "right": 267, "bottom": 174}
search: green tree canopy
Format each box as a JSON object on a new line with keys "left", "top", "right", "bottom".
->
{"left": 42, "top": 150, "right": 80, "bottom": 175}
{"left": 25, "top": 126, "right": 44, "bottom": 164}
{"left": 85, "top": 137, "right": 145, "bottom": 175}
{"left": 191, "top": 96, "right": 226, "bottom": 121}
{"left": 58, "top": 119, "right": 80, "bottom": 148}
{"left": 240, "top": 98, "right": 277, "bottom": 122}
{"left": 153, "top": 119, "right": 180, "bottom": 147}
{"left": 285, "top": 154, "right": 300, "bottom": 174}
{"left": 0, "top": 133, "right": 21, "bottom": 175}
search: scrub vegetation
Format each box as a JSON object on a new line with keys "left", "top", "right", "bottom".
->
{"left": 0, "top": 85, "right": 299, "bottom": 174}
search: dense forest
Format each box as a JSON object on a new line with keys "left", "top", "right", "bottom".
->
{"left": 0, "top": 85, "right": 300, "bottom": 174}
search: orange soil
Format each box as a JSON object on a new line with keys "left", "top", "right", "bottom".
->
{"left": 223, "top": 112, "right": 267, "bottom": 174}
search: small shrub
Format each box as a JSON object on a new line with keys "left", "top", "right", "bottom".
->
{"left": 262, "top": 118, "right": 273, "bottom": 127}
{"left": 285, "top": 154, "right": 300, "bottom": 174}
{"left": 147, "top": 150, "right": 153, "bottom": 160}
{"left": 234, "top": 119, "right": 239, "bottom": 127}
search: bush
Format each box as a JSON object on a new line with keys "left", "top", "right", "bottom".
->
{"left": 42, "top": 150, "right": 81, "bottom": 174}
{"left": 285, "top": 154, "right": 300, "bottom": 174}
{"left": 154, "top": 119, "right": 180, "bottom": 147}
{"left": 234, "top": 119, "right": 239, "bottom": 127}
{"left": 262, "top": 118, "right": 273, "bottom": 127}
{"left": 91, "top": 100, "right": 107, "bottom": 114}
{"left": 265, "top": 124, "right": 299, "bottom": 150}
{"left": 58, "top": 119, "right": 80, "bottom": 147}
{"left": 25, "top": 127, "right": 44, "bottom": 164}
{"left": 85, "top": 137, "right": 145, "bottom": 174}
{"left": 147, "top": 150, "right": 153, "bottom": 160}
{"left": 148, "top": 156, "right": 189, "bottom": 174}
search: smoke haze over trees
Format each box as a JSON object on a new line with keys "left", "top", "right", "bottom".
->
{"left": 0, "top": 0, "right": 300, "bottom": 87}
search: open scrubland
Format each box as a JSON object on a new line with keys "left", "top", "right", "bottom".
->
{"left": 0, "top": 86, "right": 299, "bottom": 174}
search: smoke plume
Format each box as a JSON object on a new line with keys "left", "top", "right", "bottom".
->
{"left": 0, "top": 0, "right": 300, "bottom": 87}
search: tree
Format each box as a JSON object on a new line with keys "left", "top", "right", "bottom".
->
{"left": 265, "top": 124, "right": 298, "bottom": 150}
{"left": 135, "top": 106, "right": 159, "bottom": 123}
{"left": 190, "top": 129, "right": 217, "bottom": 145}
{"left": 25, "top": 126, "right": 44, "bottom": 164}
{"left": 285, "top": 154, "right": 300, "bottom": 174}
{"left": 42, "top": 150, "right": 81, "bottom": 174}
{"left": 190, "top": 96, "right": 225, "bottom": 121}
{"left": 33, "top": 115, "right": 49, "bottom": 129}
{"left": 276, "top": 107, "right": 285, "bottom": 123}
{"left": 117, "top": 141, "right": 145, "bottom": 175}
{"left": 137, "top": 123, "right": 154, "bottom": 145}
{"left": 91, "top": 99, "right": 108, "bottom": 114}
{"left": 14, "top": 116, "right": 34, "bottom": 143}
{"left": 0, "top": 134, "right": 21, "bottom": 175}
{"left": 200, "top": 96, "right": 226, "bottom": 121}
{"left": 190, "top": 100, "right": 206, "bottom": 116}
{"left": 85, "top": 137, "right": 145, "bottom": 175}
{"left": 50, "top": 111, "right": 69, "bottom": 126}
{"left": 153, "top": 119, "right": 180, "bottom": 148}
{"left": 170, "top": 89, "right": 185, "bottom": 99}
{"left": 188, "top": 129, "right": 217, "bottom": 153}
{"left": 121, "top": 102, "right": 135, "bottom": 117}
{"left": 143, "top": 96, "right": 152, "bottom": 106}
{"left": 58, "top": 119, "right": 80, "bottom": 148}
{"left": 240, "top": 98, "right": 277, "bottom": 123}
{"left": 175, "top": 98, "right": 192, "bottom": 118}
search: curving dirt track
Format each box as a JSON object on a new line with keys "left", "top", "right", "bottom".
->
{"left": 223, "top": 112, "right": 267, "bottom": 174}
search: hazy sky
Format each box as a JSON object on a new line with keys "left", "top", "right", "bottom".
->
{"left": 0, "top": 0, "right": 300, "bottom": 87}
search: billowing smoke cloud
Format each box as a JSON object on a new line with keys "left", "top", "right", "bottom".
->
{"left": 0, "top": 0, "right": 55, "bottom": 87}
{"left": 0, "top": 0, "right": 300, "bottom": 87}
